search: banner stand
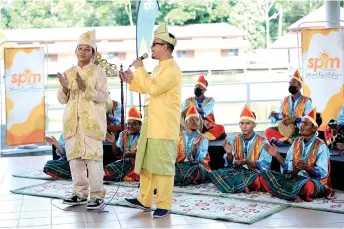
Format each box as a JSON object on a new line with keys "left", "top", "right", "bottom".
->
{"left": 0, "top": 41, "right": 49, "bottom": 150}
{"left": 135, "top": 0, "right": 160, "bottom": 113}
{"left": 296, "top": 20, "right": 344, "bottom": 71}
{"left": 296, "top": 21, "right": 344, "bottom": 131}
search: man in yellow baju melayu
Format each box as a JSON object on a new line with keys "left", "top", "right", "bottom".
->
{"left": 57, "top": 30, "right": 108, "bottom": 210}
{"left": 120, "top": 24, "right": 182, "bottom": 218}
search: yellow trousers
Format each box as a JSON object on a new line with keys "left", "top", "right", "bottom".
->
{"left": 137, "top": 169, "right": 174, "bottom": 210}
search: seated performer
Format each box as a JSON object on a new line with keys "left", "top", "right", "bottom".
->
{"left": 104, "top": 106, "right": 141, "bottom": 181}
{"left": 262, "top": 108, "right": 333, "bottom": 202}
{"left": 325, "top": 105, "right": 344, "bottom": 152}
{"left": 43, "top": 134, "right": 71, "bottom": 179}
{"left": 209, "top": 105, "right": 272, "bottom": 193}
{"left": 106, "top": 92, "right": 121, "bottom": 126}
{"left": 181, "top": 75, "right": 225, "bottom": 140}
{"left": 175, "top": 106, "right": 211, "bottom": 186}
{"left": 265, "top": 70, "right": 313, "bottom": 146}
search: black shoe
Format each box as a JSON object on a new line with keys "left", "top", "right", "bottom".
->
{"left": 62, "top": 195, "right": 87, "bottom": 206}
{"left": 153, "top": 208, "right": 170, "bottom": 218}
{"left": 86, "top": 197, "right": 105, "bottom": 210}
{"left": 125, "top": 198, "right": 150, "bottom": 211}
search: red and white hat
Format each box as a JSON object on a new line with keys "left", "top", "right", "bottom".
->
{"left": 128, "top": 106, "right": 142, "bottom": 122}
{"left": 185, "top": 106, "right": 199, "bottom": 121}
{"left": 196, "top": 75, "right": 207, "bottom": 89}
{"left": 304, "top": 108, "right": 318, "bottom": 127}
{"left": 291, "top": 69, "right": 303, "bottom": 84}
{"left": 240, "top": 105, "right": 256, "bottom": 123}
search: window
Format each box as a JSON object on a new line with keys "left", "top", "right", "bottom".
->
{"left": 108, "top": 39, "right": 124, "bottom": 42}
{"left": 108, "top": 52, "right": 118, "bottom": 59}
{"left": 176, "top": 50, "right": 194, "bottom": 58}
{"left": 107, "top": 52, "right": 126, "bottom": 61}
{"left": 40, "top": 41, "right": 55, "bottom": 44}
{"left": 228, "top": 49, "right": 239, "bottom": 56}
{"left": 48, "top": 54, "right": 58, "bottom": 62}
{"left": 177, "top": 50, "right": 188, "bottom": 58}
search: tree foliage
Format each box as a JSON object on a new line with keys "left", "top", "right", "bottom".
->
{"left": 0, "top": 0, "right": 331, "bottom": 49}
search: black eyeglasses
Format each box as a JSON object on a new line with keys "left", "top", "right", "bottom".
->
{"left": 151, "top": 42, "right": 165, "bottom": 47}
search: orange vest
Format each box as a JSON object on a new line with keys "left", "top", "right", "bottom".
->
{"left": 291, "top": 137, "right": 331, "bottom": 188}
{"left": 176, "top": 132, "right": 211, "bottom": 171}
{"left": 282, "top": 96, "right": 309, "bottom": 118}
{"left": 233, "top": 134, "right": 265, "bottom": 170}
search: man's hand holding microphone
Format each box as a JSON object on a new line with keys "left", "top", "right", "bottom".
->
{"left": 120, "top": 53, "right": 148, "bottom": 84}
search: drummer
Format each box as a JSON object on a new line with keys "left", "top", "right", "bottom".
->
{"left": 181, "top": 75, "right": 225, "bottom": 140}
{"left": 265, "top": 69, "right": 313, "bottom": 146}
{"left": 325, "top": 105, "right": 344, "bottom": 152}
{"left": 106, "top": 92, "right": 121, "bottom": 126}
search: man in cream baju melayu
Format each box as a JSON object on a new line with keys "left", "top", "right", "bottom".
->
{"left": 57, "top": 30, "right": 108, "bottom": 210}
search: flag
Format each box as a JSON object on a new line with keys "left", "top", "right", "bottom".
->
{"left": 136, "top": 0, "right": 160, "bottom": 58}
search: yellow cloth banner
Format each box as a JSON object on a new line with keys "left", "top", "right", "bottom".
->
{"left": 301, "top": 28, "right": 344, "bottom": 131}
{"left": 4, "top": 47, "right": 45, "bottom": 146}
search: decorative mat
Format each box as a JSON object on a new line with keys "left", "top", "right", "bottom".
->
{"left": 13, "top": 170, "right": 344, "bottom": 214}
{"left": 170, "top": 183, "right": 344, "bottom": 214}
{"left": 10, "top": 180, "right": 287, "bottom": 224}
{"left": 12, "top": 169, "right": 63, "bottom": 180}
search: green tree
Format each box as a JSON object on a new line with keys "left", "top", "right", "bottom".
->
{"left": 229, "top": 0, "right": 266, "bottom": 49}
{"left": 0, "top": 0, "right": 333, "bottom": 50}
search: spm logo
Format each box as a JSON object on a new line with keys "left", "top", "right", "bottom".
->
{"left": 308, "top": 51, "right": 340, "bottom": 72}
{"left": 11, "top": 68, "right": 41, "bottom": 86}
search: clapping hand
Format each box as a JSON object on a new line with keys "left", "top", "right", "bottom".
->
{"left": 235, "top": 159, "right": 247, "bottom": 166}
{"left": 76, "top": 72, "right": 86, "bottom": 91}
{"left": 192, "top": 135, "right": 203, "bottom": 151}
{"left": 296, "top": 161, "right": 310, "bottom": 171}
{"left": 264, "top": 144, "right": 278, "bottom": 157}
{"left": 57, "top": 72, "right": 69, "bottom": 89}
{"left": 45, "top": 136, "right": 58, "bottom": 146}
{"left": 223, "top": 140, "right": 232, "bottom": 154}
{"left": 106, "top": 132, "right": 116, "bottom": 144}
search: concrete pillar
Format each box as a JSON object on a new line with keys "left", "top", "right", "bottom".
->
{"left": 325, "top": 0, "right": 340, "bottom": 28}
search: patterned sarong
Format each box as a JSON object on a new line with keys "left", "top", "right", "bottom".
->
{"left": 43, "top": 160, "right": 71, "bottom": 179}
{"left": 209, "top": 167, "right": 260, "bottom": 193}
{"left": 261, "top": 170, "right": 325, "bottom": 200}
{"left": 104, "top": 158, "right": 134, "bottom": 181}
{"left": 174, "top": 162, "right": 209, "bottom": 186}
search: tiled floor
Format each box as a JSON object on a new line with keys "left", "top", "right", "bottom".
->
{"left": 0, "top": 155, "right": 344, "bottom": 228}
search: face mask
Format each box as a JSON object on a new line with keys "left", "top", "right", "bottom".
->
{"left": 194, "top": 88, "right": 202, "bottom": 97}
{"left": 288, "top": 85, "right": 298, "bottom": 95}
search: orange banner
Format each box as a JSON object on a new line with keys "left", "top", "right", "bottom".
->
{"left": 301, "top": 28, "right": 344, "bottom": 131}
{"left": 4, "top": 47, "right": 45, "bottom": 146}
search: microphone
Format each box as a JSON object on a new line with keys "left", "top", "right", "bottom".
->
{"left": 129, "top": 53, "right": 148, "bottom": 67}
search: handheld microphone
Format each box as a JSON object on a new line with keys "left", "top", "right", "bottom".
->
{"left": 129, "top": 53, "right": 148, "bottom": 67}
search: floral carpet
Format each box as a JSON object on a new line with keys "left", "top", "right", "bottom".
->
{"left": 13, "top": 169, "right": 344, "bottom": 214}
{"left": 10, "top": 180, "right": 288, "bottom": 224}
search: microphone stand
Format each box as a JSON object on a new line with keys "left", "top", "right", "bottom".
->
{"left": 120, "top": 64, "right": 125, "bottom": 131}
{"left": 139, "top": 94, "right": 142, "bottom": 113}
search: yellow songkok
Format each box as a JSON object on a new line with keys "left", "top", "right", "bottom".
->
{"left": 154, "top": 24, "right": 177, "bottom": 46}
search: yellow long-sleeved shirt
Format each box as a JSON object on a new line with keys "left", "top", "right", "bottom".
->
{"left": 129, "top": 58, "right": 182, "bottom": 140}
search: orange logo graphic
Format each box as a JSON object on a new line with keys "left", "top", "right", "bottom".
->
{"left": 307, "top": 51, "right": 340, "bottom": 72}
{"left": 11, "top": 68, "right": 41, "bottom": 86}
